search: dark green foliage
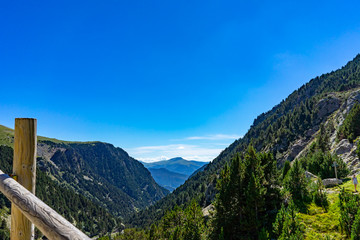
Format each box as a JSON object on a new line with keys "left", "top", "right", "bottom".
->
{"left": 41, "top": 141, "right": 168, "bottom": 217}
{"left": 273, "top": 201, "right": 304, "bottom": 240}
{"left": 149, "top": 224, "right": 157, "bottom": 240}
{"left": 318, "top": 123, "right": 330, "bottom": 152}
{"left": 121, "top": 200, "right": 205, "bottom": 240}
{"left": 97, "top": 236, "right": 110, "bottom": 240}
{"left": 351, "top": 209, "right": 360, "bottom": 240}
{"left": 0, "top": 219, "right": 9, "bottom": 240}
{"left": 183, "top": 200, "right": 204, "bottom": 240}
{"left": 338, "top": 103, "right": 360, "bottom": 141}
{"left": 339, "top": 188, "right": 360, "bottom": 237}
{"left": 36, "top": 170, "right": 118, "bottom": 237}
{"left": 113, "top": 228, "right": 147, "bottom": 240}
{"left": 282, "top": 160, "right": 291, "bottom": 180}
{"left": 311, "top": 179, "right": 328, "bottom": 211}
{"left": 0, "top": 145, "right": 119, "bottom": 237}
{"left": 0, "top": 146, "right": 12, "bottom": 209}
{"left": 300, "top": 151, "right": 349, "bottom": 179}
{"left": 283, "top": 160, "right": 309, "bottom": 209}
{"left": 258, "top": 228, "right": 269, "bottom": 240}
{"left": 300, "top": 124, "right": 349, "bottom": 179}
{"left": 211, "top": 147, "right": 280, "bottom": 239}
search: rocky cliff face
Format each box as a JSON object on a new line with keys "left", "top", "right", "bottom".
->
{"left": 282, "top": 89, "right": 360, "bottom": 174}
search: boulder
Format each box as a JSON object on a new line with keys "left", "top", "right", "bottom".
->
{"left": 322, "top": 178, "right": 343, "bottom": 187}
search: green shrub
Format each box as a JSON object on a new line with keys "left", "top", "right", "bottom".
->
{"left": 273, "top": 200, "right": 304, "bottom": 240}
{"left": 339, "top": 188, "right": 360, "bottom": 237}
{"left": 311, "top": 179, "right": 329, "bottom": 211}
{"left": 351, "top": 209, "right": 360, "bottom": 240}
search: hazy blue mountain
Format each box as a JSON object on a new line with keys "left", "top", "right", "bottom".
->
{"left": 142, "top": 157, "right": 208, "bottom": 176}
{"left": 148, "top": 168, "right": 188, "bottom": 191}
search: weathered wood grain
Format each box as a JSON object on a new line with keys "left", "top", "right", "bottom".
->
{"left": 12, "top": 118, "right": 37, "bottom": 240}
{"left": 0, "top": 170, "right": 91, "bottom": 240}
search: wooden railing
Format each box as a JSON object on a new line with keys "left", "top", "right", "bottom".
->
{"left": 0, "top": 170, "right": 90, "bottom": 240}
{"left": 0, "top": 118, "right": 90, "bottom": 240}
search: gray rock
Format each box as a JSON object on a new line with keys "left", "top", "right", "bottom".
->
{"left": 322, "top": 178, "right": 343, "bottom": 187}
{"left": 315, "top": 96, "right": 341, "bottom": 123}
{"left": 202, "top": 204, "right": 214, "bottom": 217}
{"left": 334, "top": 139, "right": 352, "bottom": 155}
{"left": 286, "top": 139, "right": 307, "bottom": 161}
{"left": 305, "top": 171, "right": 318, "bottom": 179}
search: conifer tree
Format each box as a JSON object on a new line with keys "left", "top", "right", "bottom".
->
{"left": 273, "top": 200, "right": 304, "bottom": 240}
{"left": 183, "top": 200, "right": 204, "bottom": 240}
{"left": 283, "top": 160, "right": 309, "bottom": 209}
{"left": 351, "top": 209, "right": 360, "bottom": 240}
{"left": 211, "top": 147, "right": 279, "bottom": 239}
{"left": 282, "top": 160, "right": 291, "bottom": 180}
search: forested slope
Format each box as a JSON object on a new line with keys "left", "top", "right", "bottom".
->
{"left": 0, "top": 145, "right": 119, "bottom": 238}
{"left": 127, "top": 54, "right": 360, "bottom": 227}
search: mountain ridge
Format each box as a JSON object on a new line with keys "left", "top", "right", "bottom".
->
{"left": 141, "top": 157, "right": 208, "bottom": 176}
{"left": 0, "top": 125, "right": 169, "bottom": 218}
{"left": 127, "top": 53, "right": 360, "bottom": 227}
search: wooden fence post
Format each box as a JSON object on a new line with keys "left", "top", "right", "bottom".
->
{"left": 11, "top": 118, "right": 37, "bottom": 240}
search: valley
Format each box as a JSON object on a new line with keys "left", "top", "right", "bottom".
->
{"left": 141, "top": 157, "right": 208, "bottom": 191}
{"left": 1, "top": 54, "right": 360, "bottom": 239}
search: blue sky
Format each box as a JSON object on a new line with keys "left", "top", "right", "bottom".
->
{"left": 1, "top": 0, "right": 360, "bottom": 162}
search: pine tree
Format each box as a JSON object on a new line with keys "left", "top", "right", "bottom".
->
{"left": 282, "top": 160, "right": 291, "bottom": 180}
{"left": 149, "top": 224, "right": 158, "bottom": 240}
{"left": 273, "top": 201, "right": 304, "bottom": 240}
{"left": 283, "top": 160, "right": 309, "bottom": 209}
{"left": 242, "top": 146, "right": 266, "bottom": 238}
{"left": 211, "top": 147, "right": 279, "bottom": 239}
{"left": 183, "top": 200, "right": 204, "bottom": 240}
{"left": 339, "top": 188, "right": 360, "bottom": 237}
{"left": 351, "top": 209, "right": 360, "bottom": 240}
{"left": 318, "top": 123, "right": 329, "bottom": 152}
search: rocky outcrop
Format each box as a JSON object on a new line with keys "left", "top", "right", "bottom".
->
{"left": 331, "top": 90, "right": 360, "bottom": 142}
{"left": 334, "top": 139, "right": 352, "bottom": 155}
{"left": 202, "top": 204, "right": 214, "bottom": 217}
{"left": 315, "top": 95, "right": 341, "bottom": 124}
{"left": 331, "top": 138, "right": 359, "bottom": 174}
{"left": 284, "top": 139, "right": 308, "bottom": 161}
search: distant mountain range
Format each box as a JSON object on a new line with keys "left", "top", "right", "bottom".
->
{"left": 141, "top": 157, "right": 208, "bottom": 191}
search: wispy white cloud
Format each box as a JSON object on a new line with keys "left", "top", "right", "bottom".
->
{"left": 129, "top": 144, "right": 223, "bottom": 163}
{"left": 186, "top": 134, "right": 241, "bottom": 141}
{"left": 136, "top": 156, "right": 169, "bottom": 163}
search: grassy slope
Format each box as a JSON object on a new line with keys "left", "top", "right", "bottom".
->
{"left": 299, "top": 179, "right": 357, "bottom": 239}
{"left": 0, "top": 124, "right": 98, "bottom": 146}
